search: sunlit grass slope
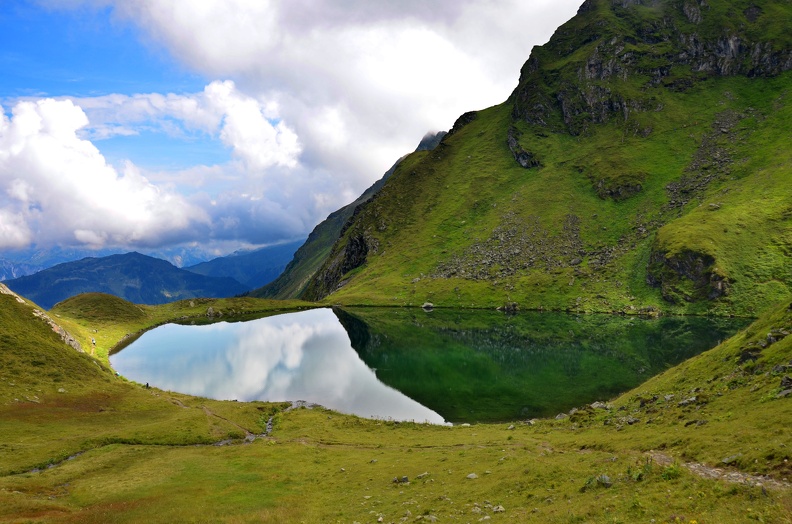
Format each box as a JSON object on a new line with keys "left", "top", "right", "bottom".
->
{"left": 0, "top": 291, "right": 790, "bottom": 522}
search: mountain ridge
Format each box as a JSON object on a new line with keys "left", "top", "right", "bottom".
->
{"left": 2, "top": 252, "right": 248, "bottom": 309}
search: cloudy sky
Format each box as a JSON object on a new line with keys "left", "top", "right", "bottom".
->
{"left": 0, "top": 0, "right": 580, "bottom": 257}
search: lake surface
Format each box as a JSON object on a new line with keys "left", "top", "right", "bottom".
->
{"left": 111, "top": 307, "right": 748, "bottom": 424}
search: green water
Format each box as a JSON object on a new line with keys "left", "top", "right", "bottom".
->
{"left": 337, "top": 308, "right": 749, "bottom": 423}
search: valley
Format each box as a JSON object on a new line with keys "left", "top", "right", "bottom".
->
{"left": 2, "top": 0, "right": 792, "bottom": 522}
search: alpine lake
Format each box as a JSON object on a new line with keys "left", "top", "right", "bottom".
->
{"left": 110, "top": 307, "right": 748, "bottom": 425}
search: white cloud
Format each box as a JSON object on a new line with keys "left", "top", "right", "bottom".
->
{"left": 0, "top": 98, "right": 208, "bottom": 249}
{"left": 59, "top": 0, "right": 580, "bottom": 185}
{"left": 72, "top": 80, "right": 302, "bottom": 172}
{"left": 203, "top": 80, "right": 301, "bottom": 170}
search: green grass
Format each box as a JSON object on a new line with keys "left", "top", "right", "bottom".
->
{"left": 1, "top": 288, "right": 791, "bottom": 522}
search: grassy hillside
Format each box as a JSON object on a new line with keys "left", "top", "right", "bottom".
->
{"left": 1, "top": 290, "right": 791, "bottom": 522}
{"left": 3, "top": 252, "right": 249, "bottom": 309}
{"left": 302, "top": 0, "right": 792, "bottom": 317}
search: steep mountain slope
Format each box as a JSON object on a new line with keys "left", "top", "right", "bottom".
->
{"left": 303, "top": 0, "right": 792, "bottom": 317}
{"left": 2, "top": 252, "right": 248, "bottom": 309}
{"left": 249, "top": 131, "right": 446, "bottom": 299}
{"left": 185, "top": 239, "right": 304, "bottom": 289}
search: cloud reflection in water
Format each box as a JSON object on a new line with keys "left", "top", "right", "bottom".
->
{"left": 111, "top": 308, "right": 445, "bottom": 424}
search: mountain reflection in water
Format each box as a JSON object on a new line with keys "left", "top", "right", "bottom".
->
{"left": 111, "top": 308, "right": 446, "bottom": 424}
{"left": 112, "top": 307, "right": 748, "bottom": 424}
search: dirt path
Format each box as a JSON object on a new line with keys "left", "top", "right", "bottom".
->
{"left": 649, "top": 452, "right": 790, "bottom": 490}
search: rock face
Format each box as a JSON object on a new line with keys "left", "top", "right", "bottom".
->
{"left": 506, "top": 127, "right": 541, "bottom": 169}
{"left": 301, "top": 230, "right": 378, "bottom": 301}
{"left": 646, "top": 249, "right": 728, "bottom": 303}
{"left": 511, "top": 0, "right": 792, "bottom": 137}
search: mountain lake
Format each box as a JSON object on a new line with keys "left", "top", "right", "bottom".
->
{"left": 110, "top": 307, "right": 749, "bottom": 424}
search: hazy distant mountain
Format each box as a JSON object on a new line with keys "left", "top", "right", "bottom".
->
{"left": 0, "top": 244, "right": 223, "bottom": 281}
{"left": 2, "top": 252, "right": 248, "bottom": 309}
{"left": 185, "top": 239, "right": 304, "bottom": 289}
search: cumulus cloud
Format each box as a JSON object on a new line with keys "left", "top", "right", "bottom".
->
{"left": 73, "top": 80, "right": 301, "bottom": 171}
{"left": 0, "top": 98, "right": 208, "bottom": 249}
{"left": 54, "top": 0, "right": 581, "bottom": 187}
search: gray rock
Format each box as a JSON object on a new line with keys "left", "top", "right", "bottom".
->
{"left": 678, "top": 396, "right": 698, "bottom": 407}
{"left": 781, "top": 376, "right": 792, "bottom": 389}
{"left": 722, "top": 453, "right": 742, "bottom": 465}
{"left": 597, "top": 474, "right": 612, "bottom": 488}
{"left": 493, "top": 505, "right": 506, "bottom": 513}
{"left": 466, "top": 473, "right": 478, "bottom": 479}
{"left": 777, "top": 389, "right": 792, "bottom": 399}
{"left": 422, "top": 302, "right": 434, "bottom": 310}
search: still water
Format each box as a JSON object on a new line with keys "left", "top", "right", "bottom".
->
{"left": 111, "top": 307, "right": 748, "bottom": 424}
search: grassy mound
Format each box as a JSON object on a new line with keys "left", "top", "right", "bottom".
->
{"left": 52, "top": 293, "right": 147, "bottom": 323}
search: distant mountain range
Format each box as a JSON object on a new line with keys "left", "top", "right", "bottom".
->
{"left": 0, "top": 244, "right": 230, "bottom": 281}
{"left": 184, "top": 240, "right": 303, "bottom": 290}
{"left": 2, "top": 252, "right": 249, "bottom": 309}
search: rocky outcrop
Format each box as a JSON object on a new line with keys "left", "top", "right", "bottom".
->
{"left": 301, "top": 231, "right": 379, "bottom": 301}
{"left": 415, "top": 131, "right": 447, "bottom": 151}
{"left": 32, "top": 309, "right": 84, "bottom": 352}
{"left": 511, "top": 0, "right": 792, "bottom": 136}
{"left": 506, "top": 127, "right": 541, "bottom": 169}
{"left": 594, "top": 178, "right": 643, "bottom": 201}
{"left": 646, "top": 248, "right": 729, "bottom": 303}
{"left": 434, "top": 213, "right": 584, "bottom": 281}
{"left": 444, "top": 111, "right": 478, "bottom": 138}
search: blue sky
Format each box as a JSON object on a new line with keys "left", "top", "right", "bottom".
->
{"left": 0, "top": 3, "right": 196, "bottom": 97}
{"left": 0, "top": 0, "right": 580, "bottom": 256}
{"left": 0, "top": 3, "right": 228, "bottom": 170}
